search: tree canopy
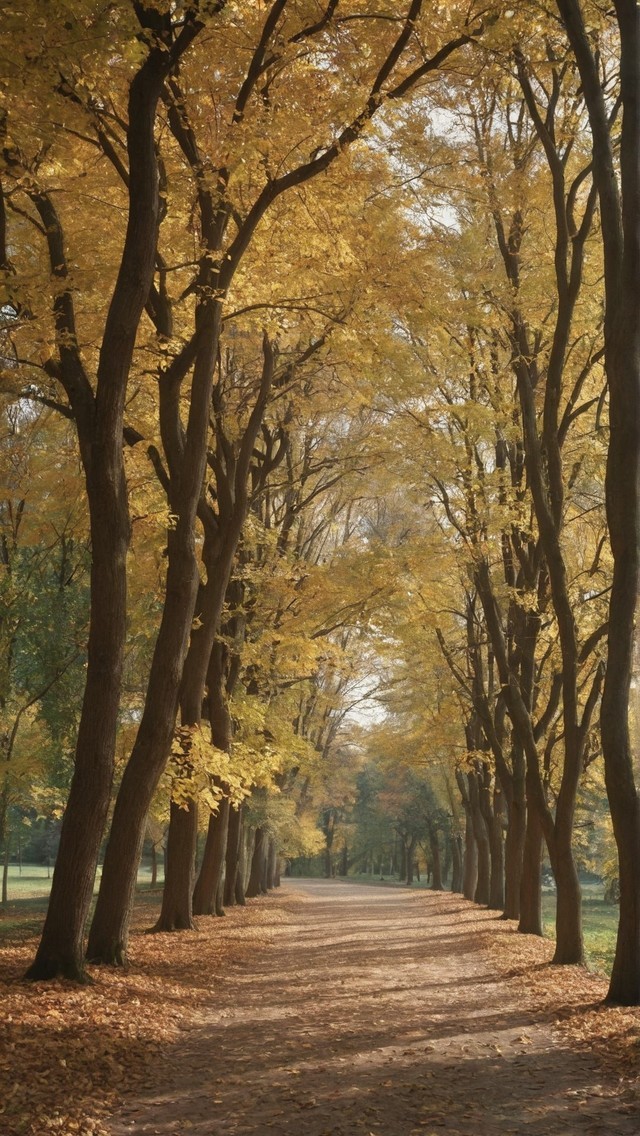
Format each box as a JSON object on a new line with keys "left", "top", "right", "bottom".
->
{"left": 1, "top": 0, "right": 640, "bottom": 1006}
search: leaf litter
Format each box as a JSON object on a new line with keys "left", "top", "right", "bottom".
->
{"left": 0, "top": 893, "right": 288, "bottom": 1136}
{"left": 1, "top": 883, "right": 639, "bottom": 1136}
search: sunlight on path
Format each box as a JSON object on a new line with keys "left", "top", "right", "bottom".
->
{"left": 108, "top": 881, "right": 638, "bottom": 1136}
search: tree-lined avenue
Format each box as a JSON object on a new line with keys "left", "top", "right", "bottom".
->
{"left": 107, "top": 881, "right": 639, "bottom": 1136}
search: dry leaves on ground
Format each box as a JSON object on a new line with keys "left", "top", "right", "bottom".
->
{"left": 0, "top": 895, "right": 290, "bottom": 1136}
{"left": 2, "top": 885, "right": 639, "bottom": 1136}
{"left": 480, "top": 910, "right": 640, "bottom": 1085}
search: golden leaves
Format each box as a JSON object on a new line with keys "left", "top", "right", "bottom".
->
{"left": 0, "top": 889, "right": 280, "bottom": 1136}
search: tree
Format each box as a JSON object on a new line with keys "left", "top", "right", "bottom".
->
{"left": 553, "top": 0, "right": 640, "bottom": 1004}
{"left": 369, "top": 40, "right": 610, "bottom": 960}
{"left": 84, "top": 0, "right": 487, "bottom": 967}
{"left": 0, "top": 0, "right": 210, "bottom": 981}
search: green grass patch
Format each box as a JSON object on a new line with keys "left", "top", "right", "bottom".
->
{"left": 542, "top": 885, "right": 619, "bottom": 975}
{"left": 1, "top": 862, "right": 163, "bottom": 901}
{"left": 1, "top": 864, "right": 55, "bottom": 900}
{"left": 0, "top": 894, "right": 50, "bottom": 939}
{"left": 0, "top": 864, "right": 165, "bottom": 944}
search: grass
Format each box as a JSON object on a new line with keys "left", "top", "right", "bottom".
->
{"left": 0, "top": 894, "right": 52, "bottom": 938}
{"left": 2, "top": 863, "right": 56, "bottom": 900}
{"left": 0, "top": 863, "right": 164, "bottom": 941}
{"left": 0, "top": 886, "right": 168, "bottom": 946}
{"left": 2, "top": 862, "right": 163, "bottom": 900}
{"left": 542, "top": 883, "right": 619, "bottom": 975}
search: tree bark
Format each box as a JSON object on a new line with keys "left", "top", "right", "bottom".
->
{"left": 469, "top": 771, "right": 490, "bottom": 906}
{"left": 429, "top": 827, "right": 443, "bottom": 891}
{"left": 193, "top": 796, "right": 231, "bottom": 916}
{"left": 486, "top": 783, "right": 505, "bottom": 912}
{"left": 2, "top": 838, "right": 8, "bottom": 906}
{"left": 405, "top": 836, "right": 417, "bottom": 886}
{"left": 450, "top": 834, "right": 463, "bottom": 894}
{"left": 152, "top": 799, "right": 198, "bottom": 931}
{"left": 518, "top": 800, "right": 544, "bottom": 937}
{"left": 235, "top": 821, "right": 248, "bottom": 905}
{"left": 457, "top": 770, "right": 478, "bottom": 903}
{"left": 86, "top": 296, "right": 222, "bottom": 964}
{"left": 246, "top": 827, "right": 266, "bottom": 898}
{"left": 25, "top": 20, "right": 204, "bottom": 978}
{"left": 323, "top": 808, "right": 336, "bottom": 879}
{"left": 463, "top": 813, "right": 477, "bottom": 902}
{"left": 259, "top": 838, "right": 270, "bottom": 894}
{"left": 555, "top": 0, "right": 640, "bottom": 1003}
{"left": 398, "top": 834, "right": 407, "bottom": 883}
{"left": 267, "top": 838, "right": 279, "bottom": 889}
{"left": 502, "top": 744, "right": 526, "bottom": 920}
{"left": 224, "top": 804, "right": 243, "bottom": 907}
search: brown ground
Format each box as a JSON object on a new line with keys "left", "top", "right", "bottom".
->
{"left": 105, "top": 880, "right": 639, "bottom": 1136}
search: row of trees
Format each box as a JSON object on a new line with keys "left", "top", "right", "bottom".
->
{"left": 1, "top": 0, "right": 640, "bottom": 1005}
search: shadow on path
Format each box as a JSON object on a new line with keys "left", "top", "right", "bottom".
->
{"left": 108, "top": 880, "right": 638, "bottom": 1136}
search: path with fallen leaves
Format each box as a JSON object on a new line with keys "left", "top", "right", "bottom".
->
{"left": 107, "top": 881, "right": 638, "bottom": 1136}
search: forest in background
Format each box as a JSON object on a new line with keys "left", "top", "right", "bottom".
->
{"left": 2, "top": 0, "right": 640, "bottom": 1006}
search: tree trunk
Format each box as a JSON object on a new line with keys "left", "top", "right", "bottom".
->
{"left": 242, "top": 828, "right": 255, "bottom": 895}
{"left": 518, "top": 803, "right": 543, "bottom": 937}
{"left": 599, "top": 12, "right": 640, "bottom": 1003}
{"left": 477, "top": 763, "right": 504, "bottom": 911}
{"left": 450, "top": 835, "right": 463, "bottom": 894}
{"left": 260, "top": 839, "right": 270, "bottom": 894}
{"left": 0, "top": 791, "right": 7, "bottom": 907}
{"left": 235, "top": 822, "right": 248, "bottom": 905}
{"left": 608, "top": 794, "right": 640, "bottom": 1002}
{"left": 405, "top": 836, "right": 417, "bottom": 885}
{"left": 442, "top": 835, "right": 452, "bottom": 887}
{"left": 429, "top": 828, "right": 443, "bottom": 891}
{"left": 550, "top": 820, "right": 584, "bottom": 964}
{"left": 555, "top": 0, "right": 640, "bottom": 1009}
{"left": 456, "top": 769, "right": 478, "bottom": 902}
{"left": 224, "top": 804, "right": 243, "bottom": 907}
{"left": 323, "top": 808, "right": 336, "bottom": 879}
{"left": 463, "top": 810, "right": 478, "bottom": 902}
{"left": 87, "top": 200, "right": 251, "bottom": 965}
{"left": 150, "top": 844, "right": 158, "bottom": 888}
{"left": 469, "top": 771, "right": 490, "bottom": 906}
{"left": 27, "top": 465, "right": 129, "bottom": 979}
{"left": 85, "top": 204, "right": 278, "bottom": 965}
{"left": 86, "top": 473, "right": 221, "bottom": 963}
{"left": 398, "top": 835, "right": 407, "bottom": 882}
{"left": 152, "top": 799, "right": 198, "bottom": 931}
{"left": 120, "top": 348, "right": 271, "bottom": 937}
{"left": 192, "top": 634, "right": 237, "bottom": 917}
{"left": 267, "top": 838, "right": 278, "bottom": 889}
{"left": 246, "top": 827, "right": 266, "bottom": 898}
{"left": 487, "top": 785, "right": 505, "bottom": 912}
{"left": 145, "top": 561, "right": 237, "bottom": 940}
{"left": 25, "top": 19, "right": 203, "bottom": 984}
{"left": 193, "top": 796, "right": 231, "bottom": 916}
{"left": 85, "top": 527, "right": 202, "bottom": 960}
{"left": 502, "top": 746, "right": 526, "bottom": 920}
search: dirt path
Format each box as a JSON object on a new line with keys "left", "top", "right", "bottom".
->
{"left": 108, "top": 881, "right": 638, "bottom": 1136}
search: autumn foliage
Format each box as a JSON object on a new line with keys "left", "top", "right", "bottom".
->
{"left": 1, "top": 0, "right": 640, "bottom": 1080}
